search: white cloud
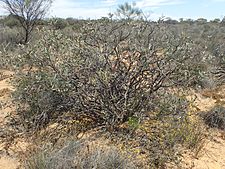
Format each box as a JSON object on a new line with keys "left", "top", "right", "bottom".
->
{"left": 50, "top": 7, "right": 110, "bottom": 19}
{"left": 102, "top": 0, "right": 117, "bottom": 5}
{"left": 0, "top": 2, "right": 8, "bottom": 16}
{"left": 50, "top": 0, "right": 113, "bottom": 19}
{"left": 136, "top": 0, "right": 184, "bottom": 8}
{"left": 50, "top": 0, "right": 185, "bottom": 19}
{"left": 0, "top": 0, "right": 185, "bottom": 19}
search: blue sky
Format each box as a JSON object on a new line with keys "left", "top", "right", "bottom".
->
{"left": 0, "top": 0, "right": 225, "bottom": 20}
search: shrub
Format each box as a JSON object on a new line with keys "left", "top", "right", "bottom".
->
{"left": 12, "top": 20, "right": 194, "bottom": 130}
{"left": 0, "top": 18, "right": 207, "bottom": 168}
{"left": 3, "top": 15, "right": 21, "bottom": 28}
{"left": 0, "top": 18, "right": 206, "bottom": 168}
{"left": 150, "top": 93, "right": 204, "bottom": 166}
{"left": 107, "top": 91, "right": 204, "bottom": 168}
{"left": 51, "top": 18, "right": 69, "bottom": 30}
{"left": 0, "top": 27, "right": 22, "bottom": 45}
{"left": 24, "top": 140, "right": 136, "bottom": 169}
{"left": 202, "top": 105, "right": 225, "bottom": 130}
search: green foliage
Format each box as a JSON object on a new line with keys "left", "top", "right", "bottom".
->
{"left": 116, "top": 2, "right": 142, "bottom": 20}
{"left": 25, "top": 0, "right": 31, "bottom": 7}
{"left": 128, "top": 116, "right": 139, "bottom": 130}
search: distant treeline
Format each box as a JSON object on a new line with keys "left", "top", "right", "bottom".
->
{"left": 0, "top": 14, "right": 225, "bottom": 29}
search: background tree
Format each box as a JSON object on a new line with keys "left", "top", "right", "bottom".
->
{"left": 0, "top": 0, "right": 52, "bottom": 43}
{"left": 210, "top": 18, "right": 220, "bottom": 23}
{"left": 221, "top": 17, "right": 225, "bottom": 26}
{"left": 116, "top": 2, "right": 142, "bottom": 20}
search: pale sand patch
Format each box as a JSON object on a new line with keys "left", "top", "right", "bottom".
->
{"left": 0, "top": 156, "right": 20, "bottom": 169}
{"left": 183, "top": 131, "right": 225, "bottom": 169}
{"left": 0, "top": 70, "right": 21, "bottom": 169}
{"left": 0, "top": 79, "right": 15, "bottom": 92}
{"left": 194, "top": 92, "right": 216, "bottom": 111}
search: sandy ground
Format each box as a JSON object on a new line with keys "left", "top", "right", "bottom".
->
{"left": 183, "top": 134, "right": 225, "bottom": 169}
{"left": 182, "top": 89, "right": 225, "bottom": 169}
{"left": 1, "top": 69, "right": 225, "bottom": 169}
{"left": 0, "top": 70, "right": 20, "bottom": 169}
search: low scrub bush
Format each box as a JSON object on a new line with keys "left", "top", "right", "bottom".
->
{"left": 12, "top": 20, "right": 195, "bottom": 130}
{"left": 24, "top": 140, "right": 136, "bottom": 169}
{"left": 202, "top": 105, "right": 225, "bottom": 130}
{"left": 0, "top": 27, "right": 22, "bottom": 45}
{"left": 6, "top": 19, "right": 205, "bottom": 168}
{"left": 3, "top": 15, "right": 21, "bottom": 28}
{"left": 107, "top": 91, "right": 204, "bottom": 168}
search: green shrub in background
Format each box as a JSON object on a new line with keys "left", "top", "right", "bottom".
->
{"left": 51, "top": 18, "right": 69, "bottom": 30}
{"left": 0, "top": 27, "right": 22, "bottom": 45}
{"left": 3, "top": 14, "right": 21, "bottom": 28}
